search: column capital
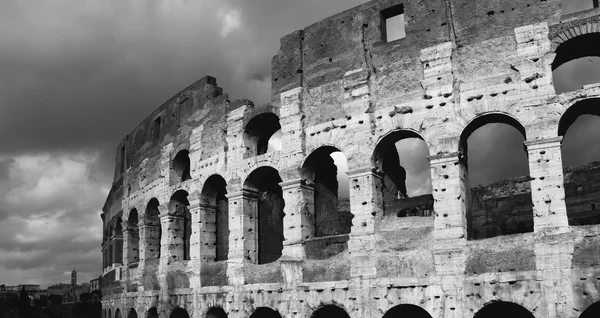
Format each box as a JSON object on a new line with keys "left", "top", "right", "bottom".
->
{"left": 279, "top": 178, "right": 313, "bottom": 191}
{"left": 346, "top": 167, "right": 382, "bottom": 179}
{"left": 427, "top": 152, "right": 462, "bottom": 164}
{"left": 524, "top": 136, "right": 563, "bottom": 150}
{"left": 226, "top": 188, "right": 259, "bottom": 200}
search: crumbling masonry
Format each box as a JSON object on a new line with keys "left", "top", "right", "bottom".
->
{"left": 101, "top": 0, "right": 600, "bottom": 317}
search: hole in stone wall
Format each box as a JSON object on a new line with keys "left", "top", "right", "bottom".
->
{"left": 381, "top": 4, "right": 406, "bottom": 42}
{"left": 245, "top": 113, "right": 281, "bottom": 156}
{"left": 169, "top": 190, "right": 191, "bottom": 260}
{"left": 147, "top": 308, "right": 159, "bottom": 318}
{"left": 127, "top": 308, "right": 138, "bottom": 318}
{"left": 201, "top": 175, "right": 229, "bottom": 262}
{"left": 128, "top": 209, "right": 140, "bottom": 263}
{"left": 170, "top": 308, "right": 190, "bottom": 318}
{"left": 559, "top": 98, "right": 600, "bottom": 226}
{"left": 153, "top": 117, "right": 161, "bottom": 142}
{"left": 461, "top": 114, "right": 533, "bottom": 240}
{"left": 244, "top": 167, "right": 284, "bottom": 264}
{"left": 172, "top": 150, "right": 192, "bottom": 182}
{"left": 250, "top": 307, "right": 281, "bottom": 318}
{"left": 302, "top": 146, "right": 352, "bottom": 237}
{"left": 373, "top": 130, "right": 433, "bottom": 218}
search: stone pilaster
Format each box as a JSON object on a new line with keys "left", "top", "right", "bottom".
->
{"left": 226, "top": 189, "right": 259, "bottom": 285}
{"left": 524, "top": 137, "right": 569, "bottom": 233}
{"left": 280, "top": 179, "right": 314, "bottom": 261}
{"left": 159, "top": 204, "right": 185, "bottom": 265}
{"left": 347, "top": 167, "right": 383, "bottom": 278}
{"left": 226, "top": 105, "right": 248, "bottom": 173}
{"left": 188, "top": 196, "right": 203, "bottom": 262}
{"left": 197, "top": 204, "right": 217, "bottom": 262}
{"left": 279, "top": 87, "right": 305, "bottom": 155}
{"left": 138, "top": 221, "right": 161, "bottom": 261}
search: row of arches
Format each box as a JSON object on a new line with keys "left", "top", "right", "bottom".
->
{"left": 103, "top": 300, "right": 600, "bottom": 318}
{"left": 104, "top": 98, "right": 600, "bottom": 268}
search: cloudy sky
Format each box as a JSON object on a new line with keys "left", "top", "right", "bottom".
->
{"left": 0, "top": 0, "right": 598, "bottom": 288}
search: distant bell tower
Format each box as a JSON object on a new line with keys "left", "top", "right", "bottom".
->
{"left": 71, "top": 269, "right": 77, "bottom": 287}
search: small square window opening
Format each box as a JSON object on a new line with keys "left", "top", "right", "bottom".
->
{"left": 382, "top": 4, "right": 406, "bottom": 42}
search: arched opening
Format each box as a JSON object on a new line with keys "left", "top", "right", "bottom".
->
{"left": 580, "top": 301, "right": 600, "bottom": 318}
{"left": 147, "top": 308, "right": 159, "bottom": 318}
{"left": 250, "top": 307, "right": 282, "bottom": 318}
{"left": 128, "top": 308, "right": 138, "bottom": 318}
{"left": 460, "top": 114, "right": 534, "bottom": 240}
{"left": 553, "top": 33, "right": 600, "bottom": 94}
{"left": 244, "top": 166, "right": 285, "bottom": 264}
{"left": 473, "top": 301, "right": 534, "bottom": 318}
{"left": 383, "top": 304, "right": 432, "bottom": 318}
{"left": 113, "top": 218, "right": 123, "bottom": 265}
{"left": 267, "top": 129, "right": 282, "bottom": 152}
{"left": 373, "top": 130, "right": 434, "bottom": 218}
{"left": 145, "top": 199, "right": 162, "bottom": 259}
{"left": 244, "top": 113, "right": 281, "bottom": 156}
{"left": 108, "top": 309, "right": 112, "bottom": 318}
{"left": 206, "top": 307, "right": 228, "bottom": 318}
{"left": 169, "top": 190, "right": 191, "bottom": 260}
{"left": 559, "top": 99, "right": 600, "bottom": 225}
{"left": 170, "top": 308, "right": 190, "bottom": 318}
{"left": 115, "top": 309, "right": 122, "bottom": 318}
{"left": 127, "top": 209, "right": 140, "bottom": 263}
{"left": 201, "top": 175, "right": 229, "bottom": 261}
{"left": 172, "top": 150, "right": 192, "bottom": 182}
{"left": 302, "top": 146, "right": 352, "bottom": 237}
{"left": 311, "top": 305, "right": 350, "bottom": 318}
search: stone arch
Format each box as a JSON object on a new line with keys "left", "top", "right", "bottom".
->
{"left": 372, "top": 129, "right": 434, "bottom": 218}
{"left": 127, "top": 209, "right": 140, "bottom": 263}
{"left": 473, "top": 301, "right": 534, "bottom": 318}
{"left": 244, "top": 166, "right": 285, "bottom": 264}
{"left": 558, "top": 98, "right": 600, "bottom": 225}
{"left": 127, "top": 308, "right": 138, "bottom": 318}
{"left": 206, "top": 306, "right": 228, "bottom": 318}
{"left": 172, "top": 149, "right": 192, "bottom": 183}
{"left": 551, "top": 24, "right": 600, "bottom": 70}
{"left": 383, "top": 304, "right": 432, "bottom": 318}
{"left": 170, "top": 307, "right": 190, "bottom": 318}
{"left": 310, "top": 304, "right": 350, "bottom": 318}
{"left": 144, "top": 198, "right": 162, "bottom": 260}
{"left": 115, "top": 308, "right": 122, "bottom": 318}
{"left": 306, "top": 131, "right": 374, "bottom": 172}
{"left": 244, "top": 112, "right": 281, "bottom": 156}
{"left": 250, "top": 307, "right": 282, "bottom": 318}
{"left": 168, "top": 190, "right": 192, "bottom": 261}
{"left": 459, "top": 113, "right": 534, "bottom": 240}
{"left": 580, "top": 301, "right": 600, "bottom": 318}
{"left": 301, "top": 146, "right": 352, "bottom": 237}
{"left": 147, "top": 307, "right": 159, "bottom": 318}
{"left": 200, "top": 174, "right": 229, "bottom": 261}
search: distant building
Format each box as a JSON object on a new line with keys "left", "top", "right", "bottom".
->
{"left": 48, "top": 270, "right": 93, "bottom": 303}
{"left": 89, "top": 276, "right": 101, "bottom": 291}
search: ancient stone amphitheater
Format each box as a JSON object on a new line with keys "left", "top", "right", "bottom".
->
{"left": 100, "top": 0, "right": 600, "bottom": 317}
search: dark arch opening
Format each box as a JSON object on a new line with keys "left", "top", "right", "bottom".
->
{"left": 201, "top": 175, "right": 229, "bottom": 261}
{"left": 302, "top": 146, "right": 352, "bottom": 237}
{"left": 580, "top": 301, "right": 600, "bottom": 318}
{"left": 311, "top": 305, "right": 350, "bottom": 318}
{"left": 173, "top": 150, "right": 192, "bottom": 182}
{"left": 383, "top": 304, "right": 432, "bottom": 318}
{"left": 145, "top": 199, "right": 162, "bottom": 259}
{"left": 170, "top": 308, "right": 189, "bottom": 318}
{"left": 460, "top": 114, "right": 533, "bottom": 240}
{"left": 244, "top": 166, "right": 285, "bottom": 264}
{"left": 373, "top": 130, "right": 433, "bottom": 218}
{"left": 115, "top": 309, "right": 122, "bottom": 318}
{"left": 245, "top": 113, "right": 281, "bottom": 156}
{"left": 559, "top": 98, "right": 600, "bottom": 226}
{"left": 127, "top": 308, "right": 138, "bottom": 318}
{"left": 553, "top": 33, "right": 600, "bottom": 94}
{"left": 206, "top": 307, "right": 228, "bottom": 318}
{"left": 114, "top": 218, "right": 123, "bottom": 264}
{"left": 147, "top": 308, "right": 158, "bottom": 318}
{"left": 169, "top": 190, "right": 191, "bottom": 260}
{"left": 128, "top": 209, "right": 140, "bottom": 263}
{"left": 250, "top": 307, "right": 282, "bottom": 318}
{"left": 108, "top": 309, "right": 112, "bottom": 318}
{"left": 474, "top": 301, "right": 534, "bottom": 318}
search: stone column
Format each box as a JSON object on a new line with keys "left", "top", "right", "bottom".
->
{"left": 197, "top": 204, "right": 217, "bottom": 262}
{"left": 226, "top": 190, "right": 258, "bottom": 285}
{"left": 121, "top": 225, "right": 131, "bottom": 268}
{"left": 279, "top": 179, "right": 314, "bottom": 261}
{"left": 524, "top": 137, "right": 569, "bottom": 233}
{"left": 428, "top": 152, "right": 468, "bottom": 318}
{"left": 138, "top": 221, "right": 161, "bottom": 261}
{"left": 347, "top": 167, "right": 383, "bottom": 278}
{"left": 159, "top": 204, "right": 185, "bottom": 264}
{"left": 187, "top": 196, "right": 204, "bottom": 262}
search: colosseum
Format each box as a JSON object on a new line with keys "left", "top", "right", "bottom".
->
{"left": 100, "top": 0, "right": 600, "bottom": 317}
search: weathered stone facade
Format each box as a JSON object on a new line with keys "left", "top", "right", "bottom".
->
{"left": 101, "top": 1, "right": 600, "bottom": 317}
